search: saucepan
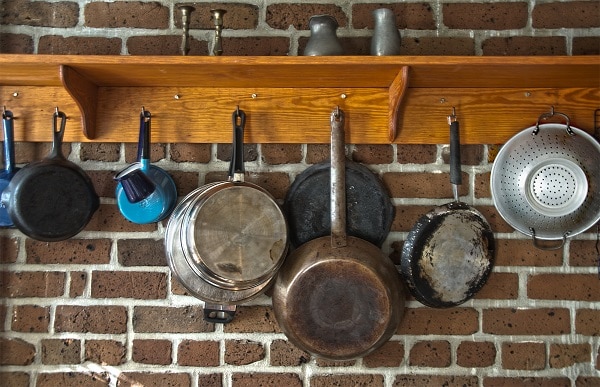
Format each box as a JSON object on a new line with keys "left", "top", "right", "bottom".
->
{"left": 115, "top": 108, "right": 177, "bottom": 224}
{"left": 165, "top": 108, "right": 289, "bottom": 323}
{"left": 0, "top": 108, "right": 19, "bottom": 227}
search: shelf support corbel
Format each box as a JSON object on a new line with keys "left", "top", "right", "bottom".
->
{"left": 60, "top": 65, "right": 98, "bottom": 139}
{"left": 388, "top": 66, "right": 409, "bottom": 142}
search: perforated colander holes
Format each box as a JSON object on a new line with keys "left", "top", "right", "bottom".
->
{"left": 532, "top": 167, "right": 575, "bottom": 206}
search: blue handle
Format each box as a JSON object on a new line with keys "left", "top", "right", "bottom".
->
{"left": 2, "top": 109, "right": 15, "bottom": 175}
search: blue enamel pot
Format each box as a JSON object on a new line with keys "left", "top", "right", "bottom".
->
{"left": 0, "top": 108, "right": 20, "bottom": 227}
{"left": 115, "top": 108, "right": 177, "bottom": 224}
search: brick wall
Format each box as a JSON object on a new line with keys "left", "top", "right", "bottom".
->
{"left": 1, "top": 1, "right": 600, "bottom": 387}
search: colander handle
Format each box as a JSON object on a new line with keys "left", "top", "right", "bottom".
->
{"left": 534, "top": 106, "right": 574, "bottom": 136}
{"left": 530, "top": 227, "right": 569, "bottom": 251}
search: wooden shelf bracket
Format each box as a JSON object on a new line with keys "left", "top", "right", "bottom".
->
{"left": 388, "top": 66, "right": 409, "bottom": 142}
{"left": 60, "top": 65, "right": 98, "bottom": 139}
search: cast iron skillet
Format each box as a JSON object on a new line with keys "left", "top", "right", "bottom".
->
{"left": 400, "top": 108, "right": 494, "bottom": 308}
{"left": 284, "top": 149, "right": 393, "bottom": 248}
{"left": 1, "top": 108, "right": 99, "bottom": 241}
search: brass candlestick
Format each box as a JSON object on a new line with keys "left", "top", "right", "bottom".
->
{"left": 179, "top": 5, "right": 195, "bottom": 56}
{"left": 210, "top": 9, "right": 226, "bottom": 56}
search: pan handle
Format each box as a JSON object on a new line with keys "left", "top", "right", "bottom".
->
{"left": 203, "top": 304, "right": 236, "bottom": 324}
{"left": 229, "top": 108, "right": 246, "bottom": 182}
{"left": 2, "top": 108, "right": 15, "bottom": 175}
{"left": 448, "top": 107, "right": 461, "bottom": 202}
{"left": 330, "top": 107, "right": 347, "bottom": 248}
{"left": 529, "top": 227, "right": 568, "bottom": 251}
{"left": 49, "top": 108, "right": 67, "bottom": 160}
{"left": 137, "top": 107, "right": 152, "bottom": 170}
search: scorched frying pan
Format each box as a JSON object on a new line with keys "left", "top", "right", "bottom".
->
{"left": 272, "top": 107, "right": 404, "bottom": 360}
{"left": 400, "top": 108, "right": 494, "bottom": 308}
{"left": 1, "top": 108, "right": 99, "bottom": 241}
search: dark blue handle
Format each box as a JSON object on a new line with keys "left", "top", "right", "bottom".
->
{"left": 2, "top": 109, "right": 15, "bottom": 174}
{"left": 137, "top": 108, "right": 151, "bottom": 162}
{"left": 449, "top": 118, "right": 462, "bottom": 186}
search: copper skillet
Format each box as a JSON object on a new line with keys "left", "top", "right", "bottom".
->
{"left": 272, "top": 107, "right": 404, "bottom": 360}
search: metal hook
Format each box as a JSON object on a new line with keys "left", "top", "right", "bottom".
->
{"left": 534, "top": 106, "right": 573, "bottom": 136}
{"left": 447, "top": 106, "right": 457, "bottom": 124}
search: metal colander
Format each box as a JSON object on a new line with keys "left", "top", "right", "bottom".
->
{"left": 491, "top": 121, "right": 600, "bottom": 241}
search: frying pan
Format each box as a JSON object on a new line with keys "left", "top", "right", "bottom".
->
{"left": 115, "top": 108, "right": 177, "bottom": 224}
{"left": 165, "top": 108, "right": 288, "bottom": 323}
{"left": 400, "top": 108, "right": 494, "bottom": 308}
{"left": 272, "top": 107, "right": 404, "bottom": 360}
{"left": 1, "top": 108, "right": 99, "bottom": 241}
{"left": 0, "top": 108, "right": 19, "bottom": 227}
{"left": 284, "top": 158, "right": 394, "bottom": 248}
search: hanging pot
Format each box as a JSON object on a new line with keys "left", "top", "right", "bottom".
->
{"left": 0, "top": 108, "right": 19, "bottom": 227}
{"left": 272, "top": 107, "right": 404, "bottom": 360}
{"left": 1, "top": 108, "right": 99, "bottom": 241}
{"left": 115, "top": 108, "right": 177, "bottom": 224}
{"left": 165, "top": 108, "right": 288, "bottom": 323}
{"left": 400, "top": 108, "right": 494, "bottom": 308}
{"left": 490, "top": 107, "right": 600, "bottom": 249}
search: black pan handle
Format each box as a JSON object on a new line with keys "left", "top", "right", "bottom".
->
{"left": 229, "top": 108, "right": 246, "bottom": 181}
{"left": 2, "top": 108, "right": 15, "bottom": 174}
{"left": 203, "top": 304, "right": 236, "bottom": 324}
{"left": 50, "top": 108, "right": 67, "bottom": 160}
{"left": 448, "top": 107, "right": 461, "bottom": 201}
{"left": 137, "top": 107, "right": 152, "bottom": 162}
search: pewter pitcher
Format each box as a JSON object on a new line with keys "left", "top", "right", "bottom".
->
{"left": 370, "top": 8, "right": 401, "bottom": 55}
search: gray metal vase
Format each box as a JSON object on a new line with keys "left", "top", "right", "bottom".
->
{"left": 370, "top": 8, "right": 401, "bottom": 56}
{"left": 303, "top": 15, "right": 344, "bottom": 56}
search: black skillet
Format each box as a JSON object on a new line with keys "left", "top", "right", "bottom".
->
{"left": 400, "top": 108, "right": 494, "bottom": 308}
{"left": 284, "top": 155, "right": 394, "bottom": 248}
{"left": 1, "top": 108, "right": 99, "bottom": 241}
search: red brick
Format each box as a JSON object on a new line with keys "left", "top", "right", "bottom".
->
{"left": 127, "top": 35, "right": 208, "bottom": 56}
{"left": 484, "top": 377, "right": 571, "bottom": 386}
{"left": 394, "top": 375, "right": 478, "bottom": 386}
{"left": 390, "top": 205, "right": 435, "bottom": 232}
{"left": 352, "top": 144, "right": 394, "bottom": 164}
{"left": 91, "top": 271, "right": 167, "bottom": 299}
{"left": 85, "top": 1, "right": 169, "bottom": 28}
{"left": 573, "top": 37, "right": 600, "bottom": 55}
{"left": 443, "top": 2, "right": 528, "bottom": 29}
{"left": 116, "top": 373, "right": 190, "bottom": 387}
{"left": 569, "top": 240, "right": 598, "bottom": 266}
{"left": 175, "top": 3, "right": 259, "bottom": 30}
{"left": 457, "top": 341, "right": 496, "bottom": 367}
{"left": 0, "top": 372, "right": 29, "bottom": 386}
{"left": 177, "top": 340, "right": 220, "bottom": 366}
{"left": 306, "top": 144, "right": 329, "bottom": 164}
{"left": 224, "top": 306, "right": 281, "bottom": 333}
{"left": 397, "top": 308, "right": 478, "bottom": 335}
{"left": 576, "top": 376, "right": 600, "bottom": 386}
{"left": 495, "top": 239, "right": 562, "bottom": 266}
{"left": 81, "top": 142, "right": 121, "bottom": 162}
{"left": 170, "top": 170, "right": 201, "bottom": 197}
{"left": 382, "top": 172, "right": 467, "bottom": 198}
{"left": 41, "top": 339, "right": 81, "bottom": 365}
{"left": 483, "top": 308, "right": 570, "bottom": 335}
{"left": 0, "top": 33, "right": 34, "bottom": 53}
{"left": 475, "top": 171, "right": 491, "bottom": 198}
{"left": 482, "top": 36, "right": 567, "bottom": 56}
{"left": 0, "top": 338, "right": 35, "bottom": 365}
{"left": 0, "top": 271, "right": 65, "bottom": 298}
{"left": 225, "top": 340, "right": 265, "bottom": 365}
{"left": 37, "top": 372, "right": 109, "bottom": 387}
{"left": 12, "top": 305, "right": 50, "bottom": 332}
{"left": 363, "top": 341, "right": 404, "bottom": 368}
{"left": 198, "top": 374, "right": 222, "bottom": 387}
{"left": 441, "top": 144, "right": 484, "bottom": 166}
{"left": 85, "top": 340, "right": 126, "bottom": 366}
{"left": 409, "top": 340, "right": 451, "bottom": 367}
{"left": 87, "top": 170, "right": 117, "bottom": 198}
{"left": 549, "top": 343, "right": 590, "bottom": 368}
{"left": 396, "top": 144, "right": 437, "bottom": 164}
{"left": 533, "top": 1, "right": 600, "bottom": 28}
{"left": 133, "top": 306, "right": 213, "bottom": 333}
{"left": 399, "top": 37, "right": 475, "bottom": 56}
{"left": 55, "top": 305, "right": 127, "bottom": 334}
{"left": 502, "top": 342, "right": 546, "bottom": 370}
{"left": 86, "top": 204, "right": 157, "bottom": 232}
{"left": 117, "top": 239, "right": 166, "bottom": 266}
{"left": 0, "top": 305, "right": 5, "bottom": 332}
{"left": 352, "top": 3, "right": 435, "bottom": 30}
{"left": 473, "top": 272, "right": 519, "bottom": 300}
{"left": 125, "top": 143, "right": 167, "bottom": 163}
{"left": 476, "top": 206, "right": 513, "bottom": 233}
{"left": 312, "top": 374, "right": 384, "bottom": 387}
{"left": 222, "top": 37, "right": 290, "bottom": 56}
{"left": 269, "top": 339, "right": 310, "bottom": 366}
{"left": 132, "top": 339, "right": 172, "bottom": 365}
{"left": 575, "top": 309, "right": 600, "bottom": 335}
{"left": 528, "top": 274, "right": 600, "bottom": 301}
{"left": 170, "top": 143, "right": 211, "bottom": 163}
{"left": 0, "top": 237, "right": 19, "bottom": 263}
{"left": 69, "top": 271, "right": 87, "bottom": 298}
{"left": 26, "top": 239, "right": 111, "bottom": 264}
{"left": 217, "top": 143, "right": 257, "bottom": 162}
{"left": 233, "top": 373, "right": 302, "bottom": 387}
{"left": 266, "top": 4, "right": 347, "bottom": 30}
{"left": 1, "top": 0, "right": 79, "bottom": 27}
{"left": 262, "top": 144, "right": 303, "bottom": 165}
{"left": 38, "top": 36, "right": 121, "bottom": 55}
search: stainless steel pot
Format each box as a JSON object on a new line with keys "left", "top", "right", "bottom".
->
{"left": 165, "top": 109, "right": 288, "bottom": 323}
{"left": 491, "top": 108, "right": 600, "bottom": 249}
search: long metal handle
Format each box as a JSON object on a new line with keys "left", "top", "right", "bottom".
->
{"left": 2, "top": 108, "right": 15, "bottom": 174}
{"left": 330, "top": 107, "right": 347, "bottom": 248}
{"left": 448, "top": 107, "right": 461, "bottom": 202}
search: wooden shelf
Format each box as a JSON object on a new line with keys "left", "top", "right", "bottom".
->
{"left": 0, "top": 54, "right": 598, "bottom": 144}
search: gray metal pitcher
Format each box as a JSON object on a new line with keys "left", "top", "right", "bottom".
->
{"left": 303, "top": 15, "right": 344, "bottom": 56}
{"left": 370, "top": 8, "right": 401, "bottom": 56}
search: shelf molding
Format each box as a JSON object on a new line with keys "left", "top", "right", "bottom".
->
{"left": 60, "top": 65, "right": 98, "bottom": 139}
{"left": 389, "top": 66, "right": 409, "bottom": 142}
